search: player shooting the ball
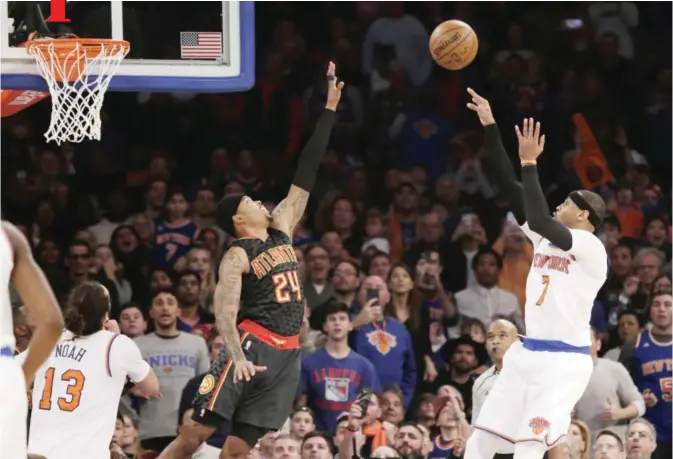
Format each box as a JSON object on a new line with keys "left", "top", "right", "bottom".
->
{"left": 463, "top": 89, "right": 607, "bottom": 459}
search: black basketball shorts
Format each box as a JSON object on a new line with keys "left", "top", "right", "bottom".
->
{"left": 192, "top": 320, "right": 301, "bottom": 433}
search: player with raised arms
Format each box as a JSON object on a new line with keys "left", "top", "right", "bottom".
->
{"left": 0, "top": 222, "right": 64, "bottom": 458}
{"left": 158, "top": 62, "right": 343, "bottom": 459}
{"left": 463, "top": 90, "right": 608, "bottom": 459}
{"left": 17, "top": 281, "right": 160, "bottom": 459}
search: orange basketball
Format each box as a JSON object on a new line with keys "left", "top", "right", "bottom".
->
{"left": 429, "top": 20, "right": 479, "bottom": 71}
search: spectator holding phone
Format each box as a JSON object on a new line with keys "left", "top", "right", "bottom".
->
{"left": 338, "top": 392, "right": 390, "bottom": 459}
{"left": 351, "top": 276, "right": 417, "bottom": 408}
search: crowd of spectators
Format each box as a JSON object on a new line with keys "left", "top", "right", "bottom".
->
{"left": 2, "top": 2, "right": 671, "bottom": 459}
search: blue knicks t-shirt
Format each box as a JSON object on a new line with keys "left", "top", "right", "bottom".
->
{"left": 300, "top": 348, "right": 381, "bottom": 433}
{"left": 632, "top": 330, "right": 672, "bottom": 444}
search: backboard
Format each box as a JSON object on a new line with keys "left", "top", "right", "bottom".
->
{"left": 0, "top": 1, "right": 255, "bottom": 92}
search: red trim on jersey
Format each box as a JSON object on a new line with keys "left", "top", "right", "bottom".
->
{"left": 105, "top": 334, "right": 121, "bottom": 377}
{"left": 239, "top": 320, "right": 299, "bottom": 350}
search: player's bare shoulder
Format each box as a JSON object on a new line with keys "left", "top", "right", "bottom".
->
{"left": 219, "top": 246, "right": 250, "bottom": 277}
{"left": 1, "top": 220, "right": 29, "bottom": 258}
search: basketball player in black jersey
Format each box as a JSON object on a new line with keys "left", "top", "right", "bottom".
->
{"left": 157, "top": 62, "right": 343, "bottom": 459}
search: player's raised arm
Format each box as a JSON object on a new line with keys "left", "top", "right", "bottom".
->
{"left": 3, "top": 222, "right": 64, "bottom": 384}
{"left": 515, "top": 118, "right": 573, "bottom": 250}
{"left": 466, "top": 88, "right": 526, "bottom": 225}
{"left": 271, "top": 61, "right": 343, "bottom": 237}
{"left": 214, "top": 246, "right": 266, "bottom": 382}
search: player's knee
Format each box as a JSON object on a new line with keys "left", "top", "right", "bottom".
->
{"left": 514, "top": 441, "right": 547, "bottom": 459}
{"left": 178, "top": 409, "right": 217, "bottom": 452}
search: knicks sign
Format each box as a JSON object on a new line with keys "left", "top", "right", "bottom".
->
{"left": 46, "top": 0, "right": 71, "bottom": 23}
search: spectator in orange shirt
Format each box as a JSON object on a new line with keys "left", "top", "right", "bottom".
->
{"left": 614, "top": 183, "right": 643, "bottom": 238}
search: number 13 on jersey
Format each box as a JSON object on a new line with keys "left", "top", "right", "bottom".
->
{"left": 272, "top": 270, "right": 302, "bottom": 303}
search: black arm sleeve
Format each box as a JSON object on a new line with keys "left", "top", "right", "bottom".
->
{"left": 521, "top": 165, "right": 573, "bottom": 250}
{"left": 292, "top": 109, "right": 337, "bottom": 191}
{"left": 481, "top": 124, "right": 526, "bottom": 225}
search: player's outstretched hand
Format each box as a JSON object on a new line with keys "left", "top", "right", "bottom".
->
{"left": 233, "top": 359, "right": 267, "bottom": 383}
{"left": 515, "top": 118, "right": 546, "bottom": 163}
{"left": 466, "top": 88, "right": 495, "bottom": 126}
{"left": 325, "top": 61, "right": 345, "bottom": 112}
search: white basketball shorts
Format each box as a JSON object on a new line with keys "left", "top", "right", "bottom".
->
{"left": 473, "top": 340, "right": 593, "bottom": 449}
{"left": 0, "top": 354, "right": 27, "bottom": 459}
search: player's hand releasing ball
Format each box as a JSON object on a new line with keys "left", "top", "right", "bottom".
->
{"left": 466, "top": 88, "right": 495, "bottom": 126}
{"left": 233, "top": 359, "right": 267, "bottom": 383}
{"left": 325, "top": 61, "right": 345, "bottom": 111}
{"left": 515, "top": 118, "right": 546, "bottom": 163}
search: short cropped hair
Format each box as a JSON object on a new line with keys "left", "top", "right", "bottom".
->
{"left": 627, "top": 418, "right": 657, "bottom": 440}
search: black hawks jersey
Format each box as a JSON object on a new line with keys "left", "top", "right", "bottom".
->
{"left": 230, "top": 228, "right": 304, "bottom": 337}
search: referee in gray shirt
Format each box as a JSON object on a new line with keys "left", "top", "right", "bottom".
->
{"left": 472, "top": 319, "right": 519, "bottom": 425}
{"left": 574, "top": 328, "right": 645, "bottom": 442}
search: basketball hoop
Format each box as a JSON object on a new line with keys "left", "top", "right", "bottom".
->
{"left": 26, "top": 36, "right": 130, "bottom": 144}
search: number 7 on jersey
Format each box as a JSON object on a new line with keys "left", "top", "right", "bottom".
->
{"left": 536, "top": 275, "right": 551, "bottom": 306}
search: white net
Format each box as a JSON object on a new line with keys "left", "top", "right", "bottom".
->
{"left": 27, "top": 38, "right": 130, "bottom": 145}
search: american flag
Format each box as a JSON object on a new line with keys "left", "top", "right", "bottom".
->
{"left": 180, "top": 32, "right": 222, "bottom": 59}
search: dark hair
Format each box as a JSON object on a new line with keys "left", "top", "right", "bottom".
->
{"left": 617, "top": 309, "right": 645, "bottom": 328}
{"left": 177, "top": 269, "right": 202, "bottom": 285}
{"left": 68, "top": 239, "right": 92, "bottom": 256}
{"left": 472, "top": 247, "right": 503, "bottom": 271}
{"left": 386, "top": 262, "right": 422, "bottom": 330}
{"left": 596, "top": 430, "right": 624, "bottom": 451}
{"left": 363, "top": 250, "right": 390, "bottom": 276}
{"left": 167, "top": 186, "right": 187, "bottom": 201}
{"left": 304, "top": 243, "right": 329, "bottom": 258}
{"left": 119, "top": 303, "right": 147, "bottom": 321}
{"left": 64, "top": 281, "right": 111, "bottom": 337}
{"left": 461, "top": 317, "right": 487, "bottom": 336}
{"left": 301, "top": 431, "right": 331, "bottom": 450}
{"left": 332, "top": 259, "right": 360, "bottom": 278}
{"left": 381, "top": 385, "right": 404, "bottom": 402}
{"left": 151, "top": 286, "right": 177, "bottom": 303}
{"left": 292, "top": 406, "right": 315, "bottom": 420}
{"left": 643, "top": 214, "right": 669, "bottom": 237}
{"left": 321, "top": 299, "right": 351, "bottom": 324}
{"left": 611, "top": 243, "right": 633, "bottom": 257}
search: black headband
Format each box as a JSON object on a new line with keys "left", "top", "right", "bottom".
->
{"left": 569, "top": 191, "right": 602, "bottom": 228}
{"left": 215, "top": 194, "right": 244, "bottom": 237}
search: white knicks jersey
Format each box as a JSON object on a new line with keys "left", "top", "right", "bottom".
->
{"left": 0, "top": 226, "right": 16, "bottom": 351}
{"left": 521, "top": 223, "right": 607, "bottom": 347}
{"left": 20, "top": 330, "right": 150, "bottom": 459}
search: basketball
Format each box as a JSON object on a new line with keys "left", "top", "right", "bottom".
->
{"left": 429, "top": 20, "right": 479, "bottom": 71}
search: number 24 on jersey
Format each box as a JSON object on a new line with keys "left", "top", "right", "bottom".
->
{"left": 272, "top": 270, "right": 302, "bottom": 303}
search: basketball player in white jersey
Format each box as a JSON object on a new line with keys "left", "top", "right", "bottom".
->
{"left": 465, "top": 92, "right": 608, "bottom": 459}
{"left": 0, "top": 221, "right": 64, "bottom": 459}
{"left": 17, "top": 281, "right": 160, "bottom": 459}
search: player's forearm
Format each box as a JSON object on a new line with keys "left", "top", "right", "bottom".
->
{"left": 215, "top": 305, "right": 245, "bottom": 362}
{"left": 521, "top": 165, "right": 573, "bottom": 250}
{"left": 291, "top": 109, "right": 337, "bottom": 192}
{"left": 482, "top": 124, "right": 526, "bottom": 224}
{"left": 22, "top": 323, "right": 63, "bottom": 383}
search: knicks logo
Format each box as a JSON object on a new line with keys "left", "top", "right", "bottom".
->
{"left": 199, "top": 374, "right": 215, "bottom": 395}
{"left": 367, "top": 330, "right": 397, "bottom": 355}
{"left": 528, "top": 417, "right": 550, "bottom": 435}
